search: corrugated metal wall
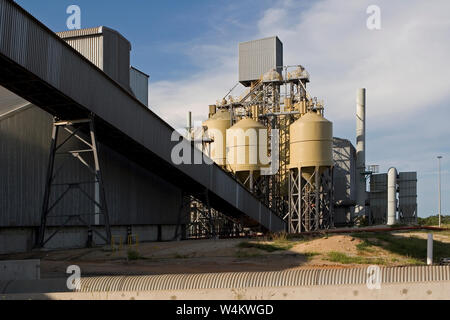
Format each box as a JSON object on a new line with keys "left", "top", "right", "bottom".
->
{"left": 333, "top": 138, "right": 356, "bottom": 202}
{"left": 102, "top": 28, "right": 130, "bottom": 90}
{"left": 333, "top": 138, "right": 356, "bottom": 225}
{"left": 239, "top": 37, "right": 283, "bottom": 86}
{"left": 130, "top": 67, "right": 149, "bottom": 106}
{"left": 0, "top": 104, "right": 183, "bottom": 227}
{"left": 369, "top": 173, "right": 388, "bottom": 224}
{"left": 64, "top": 35, "right": 103, "bottom": 70}
{"left": 398, "top": 172, "right": 417, "bottom": 224}
{"left": 56, "top": 27, "right": 131, "bottom": 91}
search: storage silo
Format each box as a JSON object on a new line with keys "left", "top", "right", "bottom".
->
{"left": 288, "top": 110, "right": 334, "bottom": 233}
{"left": 203, "top": 109, "right": 232, "bottom": 166}
{"left": 226, "top": 118, "right": 268, "bottom": 193}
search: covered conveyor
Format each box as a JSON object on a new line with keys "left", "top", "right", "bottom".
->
{"left": 0, "top": 0, "right": 285, "bottom": 233}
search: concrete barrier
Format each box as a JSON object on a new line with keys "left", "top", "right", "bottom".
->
{"left": 1, "top": 281, "right": 449, "bottom": 300}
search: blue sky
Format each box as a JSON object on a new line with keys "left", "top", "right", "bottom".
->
{"left": 15, "top": 0, "right": 450, "bottom": 218}
{"left": 15, "top": 0, "right": 280, "bottom": 81}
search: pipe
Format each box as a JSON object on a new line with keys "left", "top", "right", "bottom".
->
{"left": 438, "top": 156, "right": 442, "bottom": 227}
{"left": 186, "top": 111, "right": 192, "bottom": 139}
{"left": 427, "top": 233, "right": 433, "bottom": 265}
{"left": 387, "top": 167, "right": 397, "bottom": 225}
{"left": 355, "top": 88, "right": 367, "bottom": 218}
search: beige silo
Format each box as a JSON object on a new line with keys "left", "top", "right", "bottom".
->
{"left": 226, "top": 118, "right": 268, "bottom": 174}
{"left": 289, "top": 110, "right": 333, "bottom": 177}
{"left": 203, "top": 109, "right": 231, "bottom": 166}
{"left": 288, "top": 110, "right": 334, "bottom": 233}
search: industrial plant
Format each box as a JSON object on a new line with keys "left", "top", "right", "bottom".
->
{"left": 0, "top": 2, "right": 419, "bottom": 254}
{"left": 187, "top": 36, "right": 418, "bottom": 238}
{"left": 2, "top": 0, "right": 449, "bottom": 303}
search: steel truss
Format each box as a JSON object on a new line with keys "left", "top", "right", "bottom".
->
{"left": 37, "top": 115, "right": 111, "bottom": 248}
{"left": 179, "top": 191, "right": 245, "bottom": 239}
{"left": 288, "top": 167, "right": 334, "bottom": 233}
{"left": 206, "top": 66, "right": 319, "bottom": 228}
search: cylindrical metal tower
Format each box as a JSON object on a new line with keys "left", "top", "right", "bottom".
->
{"left": 288, "top": 110, "right": 334, "bottom": 233}
{"left": 387, "top": 167, "right": 397, "bottom": 226}
{"left": 355, "top": 88, "right": 367, "bottom": 221}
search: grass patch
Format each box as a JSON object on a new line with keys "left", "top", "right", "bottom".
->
{"left": 127, "top": 249, "right": 142, "bottom": 261}
{"left": 356, "top": 240, "right": 375, "bottom": 253}
{"left": 234, "top": 250, "right": 262, "bottom": 258}
{"left": 351, "top": 232, "right": 449, "bottom": 264}
{"left": 303, "top": 251, "right": 320, "bottom": 261}
{"left": 326, "top": 251, "right": 386, "bottom": 265}
{"left": 237, "top": 240, "right": 294, "bottom": 252}
{"left": 270, "top": 232, "right": 288, "bottom": 242}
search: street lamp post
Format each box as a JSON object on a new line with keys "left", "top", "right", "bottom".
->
{"left": 437, "top": 156, "right": 442, "bottom": 227}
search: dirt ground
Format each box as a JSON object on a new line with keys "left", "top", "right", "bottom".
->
{"left": 2, "top": 230, "right": 449, "bottom": 278}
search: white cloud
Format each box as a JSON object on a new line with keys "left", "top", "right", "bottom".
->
{"left": 149, "top": 0, "right": 450, "bottom": 216}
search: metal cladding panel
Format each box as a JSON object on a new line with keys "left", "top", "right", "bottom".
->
{"left": 0, "top": 104, "right": 183, "bottom": 227}
{"left": 56, "top": 27, "right": 103, "bottom": 39}
{"left": 102, "top": 28, "right": 131, "bottom": 90}
{"left": 0, "top": 105, "right": 51, "bottom": 226}
{"left": 398, "top": 172, "right": 417, "bottom": 224}
{"left": 63, "top": 35, "right": 103, "bottom": 70}
{"left": 57, "top": 26, "right": 131, "bottom": 90}
{"left": 100, "top": 141, "right": 184, "bottom": 226}
{"left": 369, "top": 173, "right": 388, "bottom": 224}
{"left": 239, "top": 37, "right": 283, "bottom": 86}
{"left": 333, "top": 138, "right": 356, "bottom": 202}
{"left": 0, "top": 0, "right": 285, "bottom": 232}
{"left": 130, "top": 67, "right": 149, "bottom": 106}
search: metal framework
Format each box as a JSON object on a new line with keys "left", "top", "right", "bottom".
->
{"left": 288, "top": 167, "right": 334, "bottom": 233}
{"left": 172, "top": 187, "right": 246, "bottom": 240}
{"left": 184, "top": 192, "right": 245, "bottom": 239}
{"left": 208, "top": 65, "right": 312, "bottom": 223}
{"left": 37, "top": 115, "right": 111, "bottom": 248}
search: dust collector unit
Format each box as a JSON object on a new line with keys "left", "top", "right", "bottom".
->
{"left": 288, "top": 110, "right": 334, "bottom": 233}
